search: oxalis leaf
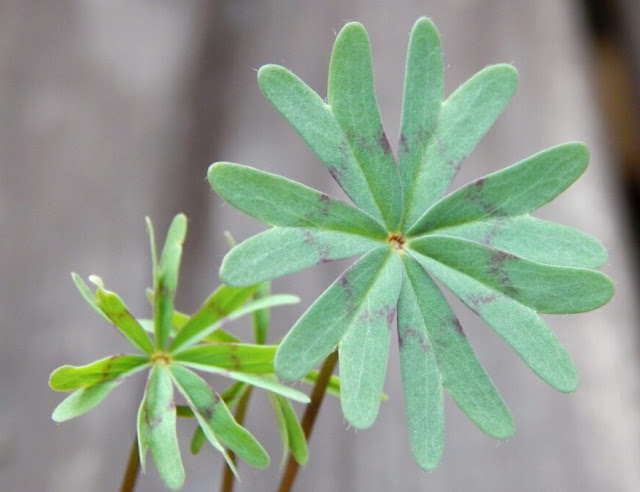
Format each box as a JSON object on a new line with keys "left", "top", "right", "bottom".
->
{"left": 210, "top": 17, "right": 614, "bottom": 471}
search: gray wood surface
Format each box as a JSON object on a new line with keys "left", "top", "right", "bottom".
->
{"left": 1, "top": 1, "right": 638, "bottom": 491}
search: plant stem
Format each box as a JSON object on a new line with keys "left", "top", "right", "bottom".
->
{"left": 277, "top": 350, "right": 338, "bottom": 492}
{"left": 119, "top": 436, "right": 140, "bottom": 492}
{"left": 220, "top": 386, "right": 254, "bottom": 492}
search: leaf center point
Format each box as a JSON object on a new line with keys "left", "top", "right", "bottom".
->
{"left": 388, "top": 233, "right": 405, "bottom": 251}
{"left": 151, "top": 352, "right": 172, "bottom": 366}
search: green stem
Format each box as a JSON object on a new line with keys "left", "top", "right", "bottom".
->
{"left": 119, "top": 436, "right": 140, "bottom": 492}
{"left": 220, "top": 386, "right": 254, "bottom": 492}
{"left": 277, "top": 351, "right": 339, "bottom": 492}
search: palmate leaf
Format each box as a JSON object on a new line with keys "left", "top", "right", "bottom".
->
{"left": 210, "top": 17, "right": 614, "bottom": 471}
{"left": 52, "top": 217, "right": 311, "bottom": 490}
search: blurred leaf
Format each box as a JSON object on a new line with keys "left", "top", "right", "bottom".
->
{"left": 275, "top": 394, "right": 308, "bottom": 465}
{"left": 49, "top": 355, "right": 149, "bottom": 391}
{"left": 173, "top": 344, "right": 276, "bottom": 374}
{"left": 52, "top": 381, "right": 121, "bottom": 422}
{"left": 169, "top": 284, "right": 258, "bottom": 351}
{"left": 252, "top": 283, "right": 270, "bottom": 345}
{"left": 71, "top": 273, "right": 110, "bottom": 322}
{"left": 154, "top": 214, "right": 187, "bottom": 349}
{"left": 95, "top": 288, "right": 155, "bottom": 354}
{"left": 190, "top": 382, "right": 248, "bottom": 455}
{"left": 137, "top": 366, "right": 184, "bottom": 490}
{"left": 171, "top": 365, "right": 269, "bottom": 469}
{"left": 171, "top": 293, "right": 298, "bottom": 351}
{"left": 179, "top": 362, "right": 309, "bottom": 403}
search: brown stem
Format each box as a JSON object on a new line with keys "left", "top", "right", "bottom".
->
{"left": 119, "top": 436, "right": 140, "bottom": 492}
{"left": 220, "top": 386, "right": 254, "bottom": 492}
{"left": 277, "top": 351, "right": 339, "bottom": 492}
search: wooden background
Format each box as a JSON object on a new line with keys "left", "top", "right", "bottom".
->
{"left": 1, "top": 1, "right": 638, "bottom": 490}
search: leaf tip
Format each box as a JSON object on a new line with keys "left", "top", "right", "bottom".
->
{"left": 88, "top": 275, "right": 104, "bottom": 289}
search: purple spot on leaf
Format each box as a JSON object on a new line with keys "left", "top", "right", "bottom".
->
{"left": 303, "top": 230, "right": 316, "bottom": 245}
{"left": 469, "top": 293, "right": 497, "bottom": 311}
{"left": 452, "top": 318, "right": 465, "bottom": 336}
{"left": 489, "top": 250, "right": 519, "bottom": 297}
{"left": 379, "top": 132, "right": 392, "bottom": 154}
{"left": 399, "top": 133, "right": 409, "bottom": 154}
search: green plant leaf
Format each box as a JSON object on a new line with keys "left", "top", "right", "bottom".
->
{"left": 328, "top": 22, "right": 403, "bottom": 230}
{"left": 190, "top": 382, "right": 248, "bottom": 455}
{"left": 258, "top": 64, "right": 383, "bottom": 223}
{"left": 145, "top": 288, "right": 191, "bottom": 329}
{"left": 220, "top": 228, "right": 383, "bottom": 287}
{"left": 146, "top": 217, "right": 159, "bottom": 282}
{"left": 402, "top": 64, "right": 518, "bottom": 228}
{"left": 169, "top": 284, "right": 258, "bottom": 351}
{"left": 177, "top": 361, "right": 309, "bottom": 403}
{"left": 270, "top": 393, "right": 308, "bottom": 466}
{"left": 408, "top": 143, "right": 589, "bottom": 236}
{"left": 95, "top": 288, "right": 155, "bottom": 354}
{"left": 401, "top": 256, "right": 513, "bottom": 451}
{"left": 71, "top": 273, "right": 110, "bottom": 322}
{"left": 137, "top": 394, "right": 150, "bottom": 472}
{"left": 396, "top": 259, "right": 444, "bottom": 469}
{"left": 429, "top": 215, "right": 607, "bottom": 268}
{"left": 210, "top": 18, "right": 615, "bottom": 471}
{"left": 411, "top": 250, "right": 578, "bottom": 392}
{"left": 49, "top": 355, "right": 149, "bottom": 391}
{"left": 398, "top": 18, "right": 443, "bottom": 209}
{"left": 52, "top": 381, "right": 121, "bottom": 422}
{"left": 253, "top": 283, "right": 270, "bottom": 345}
{"left": 203, "top": 329, "right": 241, "bottom": 344}
{"left": 170, "top": 365, "right": 270, "bottom": 469}
{"left": 302, "top": 371, "right": 342, "bottom": 398}
{"left": 268, "top": 392, "right": 289, "bottom": 465}
{"left": 154, "top": 214, "right": 187, "bottom": 349}
{"left": 173, "top": 344, "right": 276, "bottom": 373}
{"left": 410, "top": 236, "right": 614, "bottom": 313}
{"left": 209, "top": 163, "right": 387, "bottom": 238}
{"left": 338, "top": 253, "right": 402, "bottom": 428}
{"left": 138, "top": 366, "right": 184, "bottom": 490}
{"left": 171, "top": 292, "right": 298, "bottom": 351}
{"left": 276, "top": 247, "right": 392, "bottom": 382}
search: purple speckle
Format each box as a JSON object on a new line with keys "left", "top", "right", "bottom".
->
{"left": 398, "top": 326, "right": 430, "bottom": 352}
{"left": 317, "top": 193, "right": 331, "bottom": 216}
{"left": 379, "top": 132, "right": 392, "bottom": 154}
{"left": 489, "top": 250, "right": 519, "bottom": 296}
{"left": 375, "top": 305, "right": 397, "bottom": 328}
{"left": 452, "top": 318, "right": 465, "bottom": 336}
{"left": 399, "top": 133, "right": 409, "bottom": 154}
{"left": 302, "top": 230, "right": 316, "bottom": 245}
{"left": 469, "top": 293, "right": 497, "bottom": 311}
